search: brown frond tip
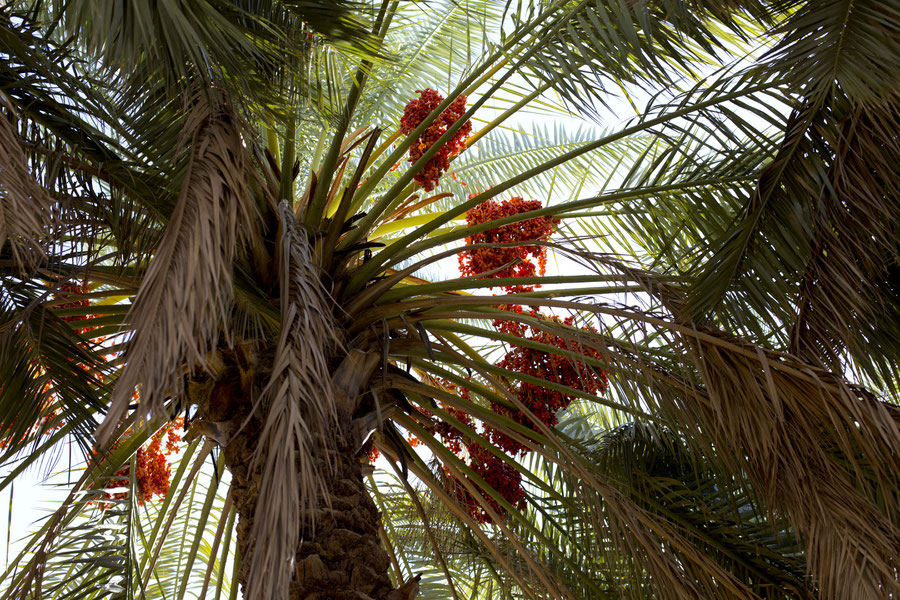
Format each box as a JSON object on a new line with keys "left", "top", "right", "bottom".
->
{"left": 680, "top": 333, "right": 900, "bottom": 599}
{"left": 791, "top": 103, "right": 900, "bottom": 373}
{"left": 0, "top": 94, "right": 52, "bottom": 272}
{"left": 96, "top": 89, "right": 260, "bottom": 444}
{"left": 244, "top": 202, "right": 342, "bottom": 600}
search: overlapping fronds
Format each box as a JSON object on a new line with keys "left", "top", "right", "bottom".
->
{"left": 789, "top": 101, "right": 900, "bottom": 384}
{"left": 0, "top": 94, "right": 52, "bottom": 272}
{"left": 674, "top": 332, "right": 900, "bottom": 599}
{"left": 4, "top": 1, "right": 900, "bottom": 599}
{"left": 366, "top": 357, "right": 812, "bottom": 600}
{"left": 681, "top": 0, "right": 900, "bottom": 390}
{"left": 349, "top": 232, "right": 899, "bottom": 595}
{"left": 133, "top": 447, "right": 232, "bottom": 600}
{"left": 763, "top": 0, "right": 900, "bottom": 102}
{"left": 567, "top": 421, "right": 809, "bottom": 598}
{"left": 0, "top": 429, "right": 236, "bottom": 600}
{"left": 244, "top": 202, "right": 341, "bottom": 600}
{"left": 98, "top": 90, "right": 259, "bottom": 442}
{"left": 13, "top": 484, "right": 133, "bottom": 600}
{"left": 343, "top": 305, "right": 749, "bottom": 598}
{"left": 525, "top": 0, "right": 772, "bottom": 117}
{"left": 592, "top": 269, "right": 900, "bottom": 599}
{"left": 48, "top": 0, "right": 373, "bottom": 102}
{"left": 0, "top": 428, "right": 149, "bottom": 600}
{"left": 686, "top": 91, "right": 900, "bottom": 388}
{"left": 0, "top": 278, "right": 109, "bottom": 455}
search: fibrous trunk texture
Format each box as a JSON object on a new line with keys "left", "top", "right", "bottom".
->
{"left": 289, "top": 436, "right": 396, "bottom": 600}
{"left": 210, "top": 376, "right": 398, "bottom": 600}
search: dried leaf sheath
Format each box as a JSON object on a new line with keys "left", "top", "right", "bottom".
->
{"left": 97, "top": 91, "right": 257, "bottom": 443}
{"left": 0, "top": 94, "right": 52, "bottom": 272}
{"left": 245, "top": 202, "right": 341, "bottom": 600}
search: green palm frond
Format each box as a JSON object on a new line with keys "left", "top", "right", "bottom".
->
{"left": 449, "top": 122, "right": 644, "bottom": 201}
{"left": 1, "top": 431, "right": 147, "bottom": 600}
{"left": 524, "top": 0, "right": 774, "bottom": 118}
{"left": 1, "top": 434, "right": 235, "bottom": 600}
{"left": 356, "top": 0, "right": 507, "bottom": 121}
{"left": 678, "top": 0, "right": 900, "bottom": 389}
{"left": 763, "top": 0, "right": 900, "bottom": 103}
{"left": 134, "top": 450, "right": 231, "bottom": 600}
{"left": 687, "top": 99, "right": 900, "bottom": 391}
{"left": 0, "top": 278, "right": 110, "bottom": 455}
{"left": 579, "top": 421, "right": 811, "bottom": 598}
{"left": 36, "top": 0, "right": 374, "bottom": 105}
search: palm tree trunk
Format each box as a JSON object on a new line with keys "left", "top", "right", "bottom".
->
{"left": 289, "top": 436, "right": 397, "bottom": 600}
{"left": 209, "top": 372, "right": 399, "bottom": 600}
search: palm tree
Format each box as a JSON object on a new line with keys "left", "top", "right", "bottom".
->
{"left": 1, "top": 1, "right": 898, "bottom": 599}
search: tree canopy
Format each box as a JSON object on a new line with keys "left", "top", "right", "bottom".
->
{"left": 0, "top": 1, "right": 899, "bottom": 599}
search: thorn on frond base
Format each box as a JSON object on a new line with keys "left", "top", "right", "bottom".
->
{"left": 386, "top": 573, "right": 421, "bottom": 600}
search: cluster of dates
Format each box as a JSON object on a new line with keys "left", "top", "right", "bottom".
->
{"left": 432, "top": 305, "right": 608, "bottom": 524}
{"left": 105, "top": 418, "right": 183, "bottom": 504}
{"left": 458, "top": 197, "right": 559, "bottom": 293}
{"left": 55, "top": 284, "right": 184, "bottom": 504}
{"left": 400, "top": 88, "right": 472, "bottom": 191}
{"left": 427, "top": 198, "right": 607, "bottom": 523}
{"left": 393, "top": 91, "right": 608, "bottom": 523}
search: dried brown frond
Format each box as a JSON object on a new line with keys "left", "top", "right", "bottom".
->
{"left": 372, "top": 288, "right": 900, "bottom": 596}
{"left": 244, "top": 201, "right": 341, "bottom": 600}
{"left": 515, "top": 299, "right": 897, "bottom": 599}
{"left": 683, "top": 335, "right": 900, "bottom": 599}
{"left": 0, "top": 94, "right": 52, "bottom": 272}
{"left": 97, "top": 88, "right": 259, "bottom": 443}
{"left": 791, "top": 100, "right": 900, "bottom": 379}
{"left": 603, "top": 276, "right": 900, "bottom": 599}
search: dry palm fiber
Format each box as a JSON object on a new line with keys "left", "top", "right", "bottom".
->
{"left": 244, "top": 201, "right": 341, "bottom": 600}
{"left": 98, "top": 88, "right": 258, "bottom": 443}
{"left": 0, "top": 92, "right": 52, "bottom": 272}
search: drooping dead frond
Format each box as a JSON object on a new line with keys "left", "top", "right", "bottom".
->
{"left": 791, "top": 101, "right": 900, "bottom": 381}
{"left": 683, "top": 335, "right": 900, "bottom": 600}
{"left": 0, "top": 94, "right": 52, "bottom": 272}
{"left": 244, "top": 201, "right": 341, "bottom": 600}
{"left": 497, "top": 292, "right": 898, "bottom": 599}
{"left": 369, "top": 282, "right": 900, "bottom": 597}
{"left": 97, "top": 89, "right": 258, "bottom": 443}
{"left": 603, "top": 274, "right": 900, "bottom": 599}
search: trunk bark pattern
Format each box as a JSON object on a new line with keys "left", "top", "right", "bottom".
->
{"left": 195, "top": 353, "right": 401, "bottom": 600}
{"left": 290, "top": 435, "right": 396, "bottom": 600}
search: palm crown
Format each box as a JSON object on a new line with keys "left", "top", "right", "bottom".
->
{"left": 1, "top": 1, "right": 899, "bottom": 599}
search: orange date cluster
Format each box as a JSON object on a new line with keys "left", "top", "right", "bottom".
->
{"left": 106, "top": 419, "right": 183, "bottom": 505}
{"left": 410, "top": 198, "right": 607, "bottom": 524}
{"left": 458, "top": 197, "right": 559, "bottom": 293}
{"left": 400, "top": 88, "right": 472, "bottom": 191}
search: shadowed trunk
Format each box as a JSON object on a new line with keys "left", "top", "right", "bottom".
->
{"left": 196, "top": 353, "right": 400, "bottom": 600}
{"left": 289, "top": 434, "right": 396, "bottom": 599}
